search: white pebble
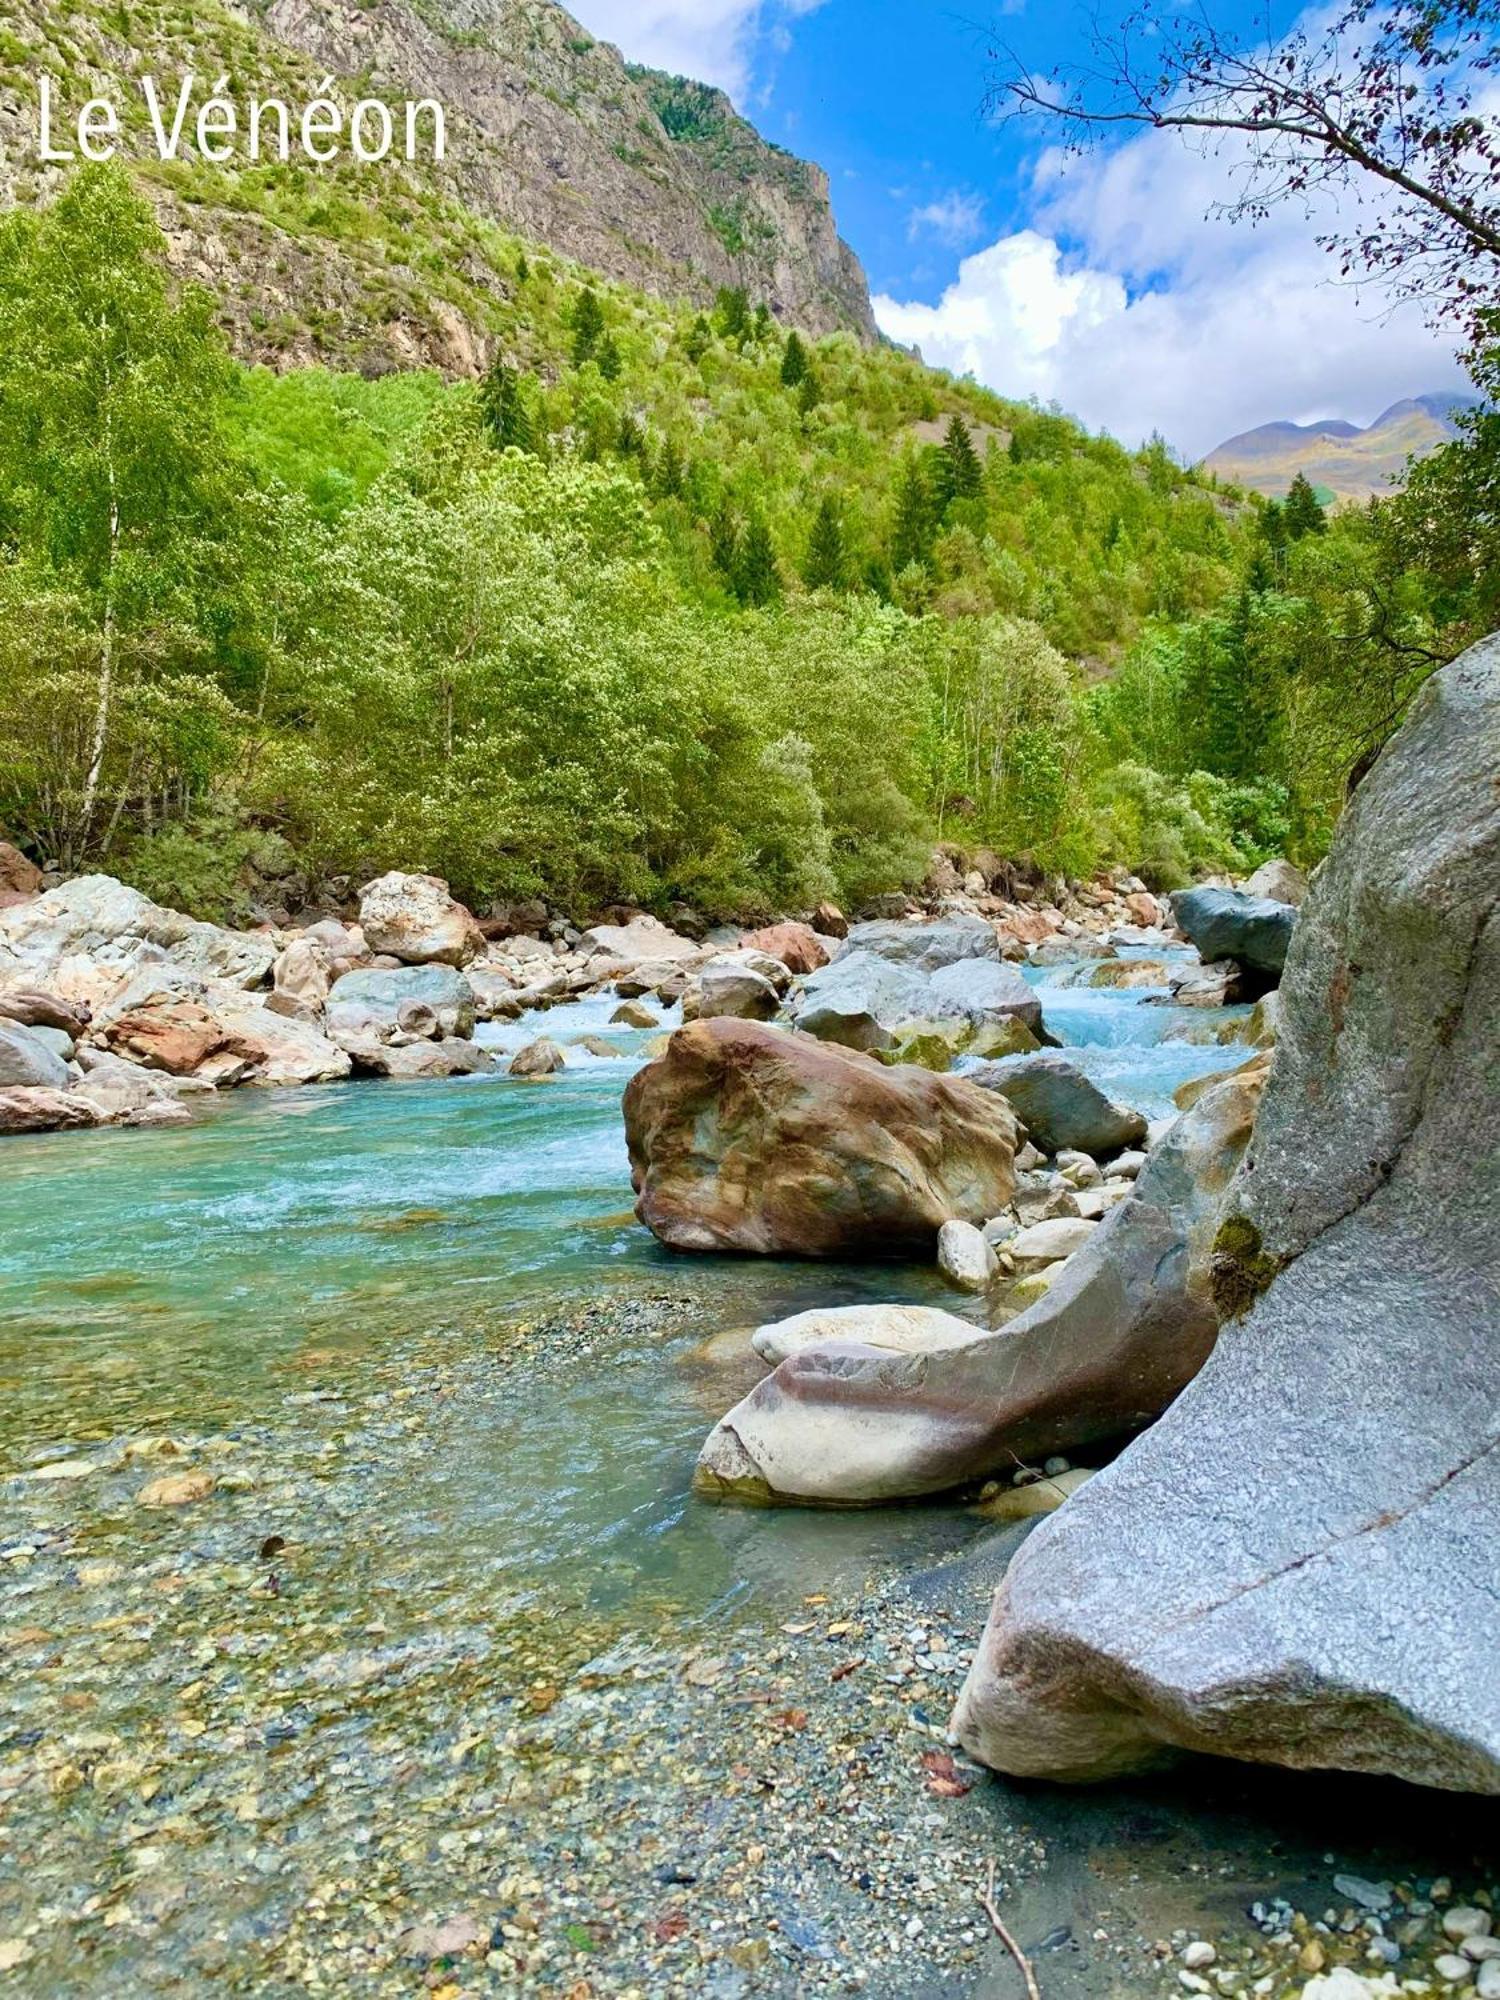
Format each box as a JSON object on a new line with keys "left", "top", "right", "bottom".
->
{"left": 1436, "top": 1952, "right": 1475, "bottom": 1982}
{"left": 1478, "top": 1962, "right": 1500, "bottom": 2000}
{"left": 1445, "top": 1908, "right": 1493, "bottom": 1943}
{"left": 1182, "top": 1940, "right": 1217, "bottom": 1969}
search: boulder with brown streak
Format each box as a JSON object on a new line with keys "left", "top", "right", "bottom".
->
{"left": 624, "top": 1018, "right": 1018, "bottom": 1259}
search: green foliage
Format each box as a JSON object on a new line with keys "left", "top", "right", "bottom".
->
{"left": 1283, "top": 471, "right": 1328, "bottom": 538}
{"left": 0, "top": 161, "right": 1480, "bottom": 917}
{"left": 637, "top": 71, "right": 729, "bottom": 146}
{"left": 479, "top": 356, "right": 536, "bottom": 454}
{"left": 802, "top": 496, "right": 848, "bottom": 591}
{"left": 890, "top": 456, "right": 935, "bottom": 575}
{"left": 938, "top": 415, "right": 983, "bottom": 505}
{"left": 714, "top": 286, "right": 750, "bottom": 342}
{"left": 570, "top": 286, "right": 605, "bottom": 368}
{"left": 735, "top": 513, "right": 781, "bottom": 607}
{"left": 1093, "top": 764, "right": 1288, "bottom": 891}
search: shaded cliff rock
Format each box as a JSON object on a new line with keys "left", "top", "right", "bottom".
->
{"left": 265, "top": 0, "right": 876, "bottom": 341}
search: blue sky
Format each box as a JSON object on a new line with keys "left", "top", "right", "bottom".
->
{"left": 568, "top": 1, "right": 1468, "bottom": 457}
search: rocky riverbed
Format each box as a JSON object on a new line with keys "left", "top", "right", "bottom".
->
{"left": 3, "top": 1290, "right": 1493, "bottom": 2000}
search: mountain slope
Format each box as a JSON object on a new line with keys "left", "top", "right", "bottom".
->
{"left": 0, "top": 0, "right": 874, "bottom": 374}
{"left": 1204, "top": 391, "right": 1479, "bottom": 504}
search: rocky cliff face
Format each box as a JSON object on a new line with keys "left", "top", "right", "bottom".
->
{"left": 265, "top": 0, "right": 877, "bottom": 343}
{"left": 0, "top": 0, "right": 875, "bottom": 372}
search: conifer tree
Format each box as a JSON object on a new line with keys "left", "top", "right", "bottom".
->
{"left": 709, "top": 498, "right": 741, "bottom": 581}
{"left": 1283, "top": 471, "right": 1328, "bottom": 539}
{"left": 514, "top": 250, "right": 530, "bottom": 283}
{"left": 653, "top": 434, "right": 686, "bottom": 498}
{"left": 802, "top": 495, "right": 847, "bottom": 590}
{"left": 736, "top": 512, "right": 782, "bottom": 606}
{"left": 890, "top": 456, "right": 934, "bottom": 573}
{"left": 685, "top": 314, "right": 712, "bottom": 362}
{"left": 1260, "top": 499, "right": 1290, "bottom": 574}
{"left": 595, "top": 333, "right": 622, "bottom": 381}
{"left": 797, "top": 370, "right": 821, "bottom": 417}
{"left": 616, "top": 411, "right": 646, "bottom": 460}
{"left": 753, "top": 302, "right": 772, "bottom": 343}
{"left": 715, "top": 287, "right": 750, "bottom": 342}
{"left": 479, "top": 356, "right": 534, "bottom": 454}
{"left": 781, "top": 330, "right": 808, "bottom": 388}
{"left": 570, "top": 286, "right": 605, "bottom": 368}
{"left": 939, "top": 414, "right": 983, "bottom": 503}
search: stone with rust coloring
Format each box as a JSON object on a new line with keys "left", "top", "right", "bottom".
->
{"left": 624, "top": 1018, "right": 1017, "bottom": 1258}
{"left": 738, "top": 921, "right": 829, "bottom": 975}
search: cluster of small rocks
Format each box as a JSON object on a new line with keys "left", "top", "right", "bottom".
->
{"left": 936, "top": 1139, "right": 1145, "bottom": 1301}
{"left": 1162, "top": 1879, "right": 1500, "bottom": 2000}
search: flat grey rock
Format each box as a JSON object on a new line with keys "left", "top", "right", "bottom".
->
{"left": 1170, "top": 886, "right": 1296, "bottom": 980}
{"left": 968, "top": 1049, "right": 1145, "bottom": 1154}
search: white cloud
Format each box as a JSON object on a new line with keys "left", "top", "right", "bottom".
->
{"left": 907, "top": 191, "right": 987, "bottom": 250}
{"left": 567, "top": 0, "right": 823, "bottom": 101}
{"left": 875, "top": 120, "right": 1468, "bottom": 460}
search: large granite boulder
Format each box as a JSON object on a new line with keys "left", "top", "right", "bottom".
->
{"left": 357, "top": 872, "right": 482, "bottom": 968}
{"left": 790, "top": 950, "right": 936, "bottom": 1052}
{"left": 693, "top": 1063, "right": 1262, "bottom": 1505}
{"left": 577, "top": 914, "right": 701, "bottom": 970}
{"left": 837, "top": 915, "right": 999, "bottom": 972}
{"left": 955, "top": 639, "right": 1500, "bottom": 1793}
{"left": 0, "top": 988, "right": 89, "bottom": 1036}
{"left": 0, "top": 875, "right": 275, "bottom": 1006}
{"left": 792, "top": 947, "right": 1042, "bottom": 1054}
{"left": 357, "top": 1038, "right": 495, "bottom": 1079}
{"left": 739, "top": 922, "right": 829, "bottom": 975}
{"left": 751, "top": 1304, "right": 983, "bottom": 1367}
{"left": 95, "top": 970, "right": 351, "bottom": 1086}
{"left": 325, "top": 965, "right": 476, "bottom": 1049}
{"left": 969, "top": 1050, "right": 1147, "bottom": 1155}
{"left": 926, "top": 957, "right": 1043, "bottom": 1030}
{"left": 0, "top": 1086, "right": 99, "bottom": 1134}
{"left": 267, "top": 938, "right": 333, "bottom": 1022}
{"left": 623, "top": 1018, "right": 1018, "bottom": 1258}
{"left": 1243, "top": 858, "right": 1308, "bottom": 906}
{"left": 1170, "top": 886, "right": 1296, "bottom": 987}
{"left": 683, "top": 951, "right": 789, "bottom": 1022}
{"left": 0, "top": 1019, "right": 71, "bottom": 1091}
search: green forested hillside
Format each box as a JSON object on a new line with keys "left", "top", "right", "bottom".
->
{"left": 0, "top": 166, "right": 1488, "bottom": 921}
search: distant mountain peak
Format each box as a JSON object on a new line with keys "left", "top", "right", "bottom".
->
{"left": 1204, "top": 389, "right": 1478, "bottom": 504}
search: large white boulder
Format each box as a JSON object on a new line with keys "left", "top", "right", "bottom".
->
{"left": 0, "top": 875, "right": 275, "bottom": 1007}
{"left": 357, "top": 872, "right": 482, "bottom": 968}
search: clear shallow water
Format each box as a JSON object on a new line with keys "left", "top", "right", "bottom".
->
{"left": 0, "top": 971, "right": 1273, "bottom": 1997}
{"left": 0, "top": 972, "right": 1246, "bottom": 1616}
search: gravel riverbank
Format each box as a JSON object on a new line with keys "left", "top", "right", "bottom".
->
{"left": 3, "top": 1294, "right": 1492, "bottom": 2000}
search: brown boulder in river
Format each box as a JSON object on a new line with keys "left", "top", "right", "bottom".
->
{"left": 623, "top": 1018, "right": 1018, "bottom": 1257}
